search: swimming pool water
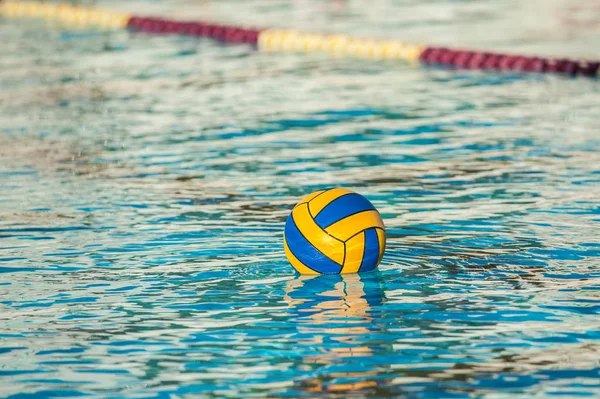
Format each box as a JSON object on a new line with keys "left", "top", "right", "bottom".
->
{"left": 1, "top": 0, "right": 599, "bottom": 398}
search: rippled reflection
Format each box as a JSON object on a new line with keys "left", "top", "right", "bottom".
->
{"left": 284, "top": 274, "right": 388, "bottom": 395}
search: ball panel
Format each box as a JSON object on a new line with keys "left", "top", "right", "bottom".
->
{"left": 359, "top": 228, "right": 380, "bottom": 273}
{"left": 296, "top": 189, "right": 326, "bottom": 207}
{"left": 376, "top": 228, "right": 386, "bottom": 264}
{"left": 285, "top": 212, "right": 343, "bottom": 274}
{"left": 314, "top": 193, "right": 376, "bottom": 229}
{"left": 292, "top": 203, "right": 345, "bottom": 265}
{"left": 341, "top": 232, "right": 365, "bottom": 274}
{"left": 325, "top": 210, "right": 385, "bottom": 241}
{"left": 283, "top": 236, "right": 319, "bottom": 275}
{"left": 308, "top": 187, "right": 354, "bottom": 217}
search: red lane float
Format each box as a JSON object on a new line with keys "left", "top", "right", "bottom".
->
{"left": 126, "top": 17, "right": 260, "bottom": 45}
{"left": 419, "top": 47, "right": 599, "bottom": 77}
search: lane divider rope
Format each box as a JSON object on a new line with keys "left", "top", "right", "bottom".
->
{"left": 257, "top": 29, "right": 424, "bottom": 61}
{"left": 0, "top": 0, "right": 128, "bottom": 29}
{"left": 1, "top": 0, "right": 598, "bottom": 77}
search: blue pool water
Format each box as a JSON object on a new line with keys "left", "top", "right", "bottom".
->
{"left": 1, "top": 0, "right": 599, "bottom": 398}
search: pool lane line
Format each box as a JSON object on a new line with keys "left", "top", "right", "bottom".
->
{"left": 127, "top": 16, "right": 261, "bottom": 45}
{"left": 0, "top": 0, "right": 129, "bottom": 29}
{"left": 418, "top": 47, "right": 599, "bottom": 77}
{"left": 1, "top": 0, "right": 598, "bottom": 78}
{"left": 257, "top": 29, "right": 424, "bottom": 62}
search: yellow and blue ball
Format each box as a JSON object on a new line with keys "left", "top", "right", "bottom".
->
{"left": 284, "top": 188, "right": 386, "bottom": 275}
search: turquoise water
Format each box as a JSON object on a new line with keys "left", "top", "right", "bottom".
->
{"left": 1, "top": 1, "right": 600, "bottom": 398}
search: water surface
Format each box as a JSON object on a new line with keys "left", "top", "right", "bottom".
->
{"left": 0, "top": 1, "right": 599, "bottom": 398}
